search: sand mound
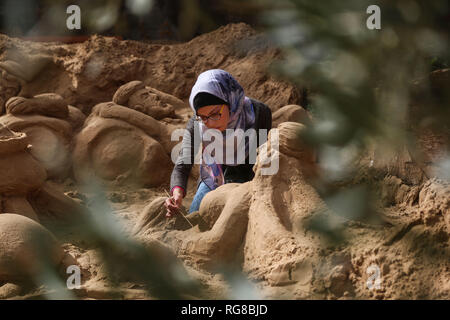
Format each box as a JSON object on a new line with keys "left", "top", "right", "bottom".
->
{"left": 133, "top": 196, "right": 193, "bottom": 234}
{"left": 0, "top": 53, "right": 52, "bottom": 82}
{"left": 419, "top": 179, "right": 450, "bottom": 233}
{"left": 0, "top": 23, "right": 301, "bottom": 114}
{"left": 0, "top": 213, "right": 63, "bottom": 281}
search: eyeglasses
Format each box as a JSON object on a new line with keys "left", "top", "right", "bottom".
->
{"left": 195, "top": 105, "right": 225, "bottom": 123}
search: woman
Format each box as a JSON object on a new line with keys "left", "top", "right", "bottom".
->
{"left": 165, "top": 69, "right": 272, "bottom": 217}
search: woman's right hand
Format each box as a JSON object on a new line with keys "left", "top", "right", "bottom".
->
{"left": 165, "top": 188, "right": 184, "bottom": 218}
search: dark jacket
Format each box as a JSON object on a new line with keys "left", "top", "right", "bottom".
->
{"left": 170, "top": 98, "right": 272, "bottom": 194}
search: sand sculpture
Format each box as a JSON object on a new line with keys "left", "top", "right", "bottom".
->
{"left": 133, "top": 122, "right": 335, "bottom": 292}
{"left": 0, "top": 124, "right": 88, "bottom": 288}
{"left": 0, "top": 123, "right": 87, "bottom": 222}
{"left": 112, "top": 80, "right": 187, "bottom": 122}
{"left": 0, "top": 94, "right": 85, "bottom": 178}
{"left": 0, "top": 68, "right": 21, "bottom": 115}
{"left": 271, "top": 104, "right": 312, "bottom": 128}
{"left": 0, "top": 124, "right": 84, "bottom": 286}
{"left": 73, "top": 81, "right": 184, "bottom": 187}
{"left": 0, "top": 28, "right": 447, "bottom": 300}
{"left": 0, "top": 125, "right": 46, "bottom": 222}
{"left": 0, "top": 54, "right": 53, "bottom": 114}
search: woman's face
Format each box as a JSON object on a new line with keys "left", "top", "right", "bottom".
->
{"left": 196, "top": 104, "right": 230, "bottom": 131}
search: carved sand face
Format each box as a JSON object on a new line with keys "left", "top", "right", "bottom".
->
{"left": 125, "top": 87, "right": 176, "bottom": 120}
{"left": 128, "top": 88, "right": 159, "bottom": 114}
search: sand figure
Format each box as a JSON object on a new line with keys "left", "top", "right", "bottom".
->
{"left": 0, "top": 54, "right": 53, "bottom": 113}
{"left": 271, "top": 104, "right": 313, "bottom": 129}
{"left": 112, "top": 80, "right": 188, "bottom": 122}
{"left": 72, "top": 96, "right": 180, "bottom": 187}
{"left": 0, "top": 125, "right": 46, "bottom": 222}
{"left": 134, "top": 122, "right": 340, "bottom": 296}
{"left": 0, "top": 124, "right": 88, "bottom": 223}
{"left": 0, "top": 93, "right": 85, "bottom": 178}
{"left": 241, "top": 122, "right": 324, "bottom": 286}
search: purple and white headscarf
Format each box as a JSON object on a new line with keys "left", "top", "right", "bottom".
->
{"left": 189, "top": 69, "right": 256, "bottom": 190}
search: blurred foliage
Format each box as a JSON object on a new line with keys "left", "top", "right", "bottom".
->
{"left": 246, "top": 0, "right": 450, "bottom": 238}
{"left": 430, "top": 56, "right": 449, "bottom": 70}
{"left": 53, "top": 180, "right": 201, "bottom": 299}
{"left": 73, "top": 181, "right": 201, "bottom": 299}
{"left": 24, "top": 181, "right": 260, "bottom": 299}
{"left": 1, "top": 0, "right": 449, "bottom": 299}
{"left": 0, "top": 0, "right": 262, "bottom": 41}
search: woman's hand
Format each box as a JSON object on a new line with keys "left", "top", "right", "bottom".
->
{"left": 165, "top": 188, "right": 184, "bottom": 218}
